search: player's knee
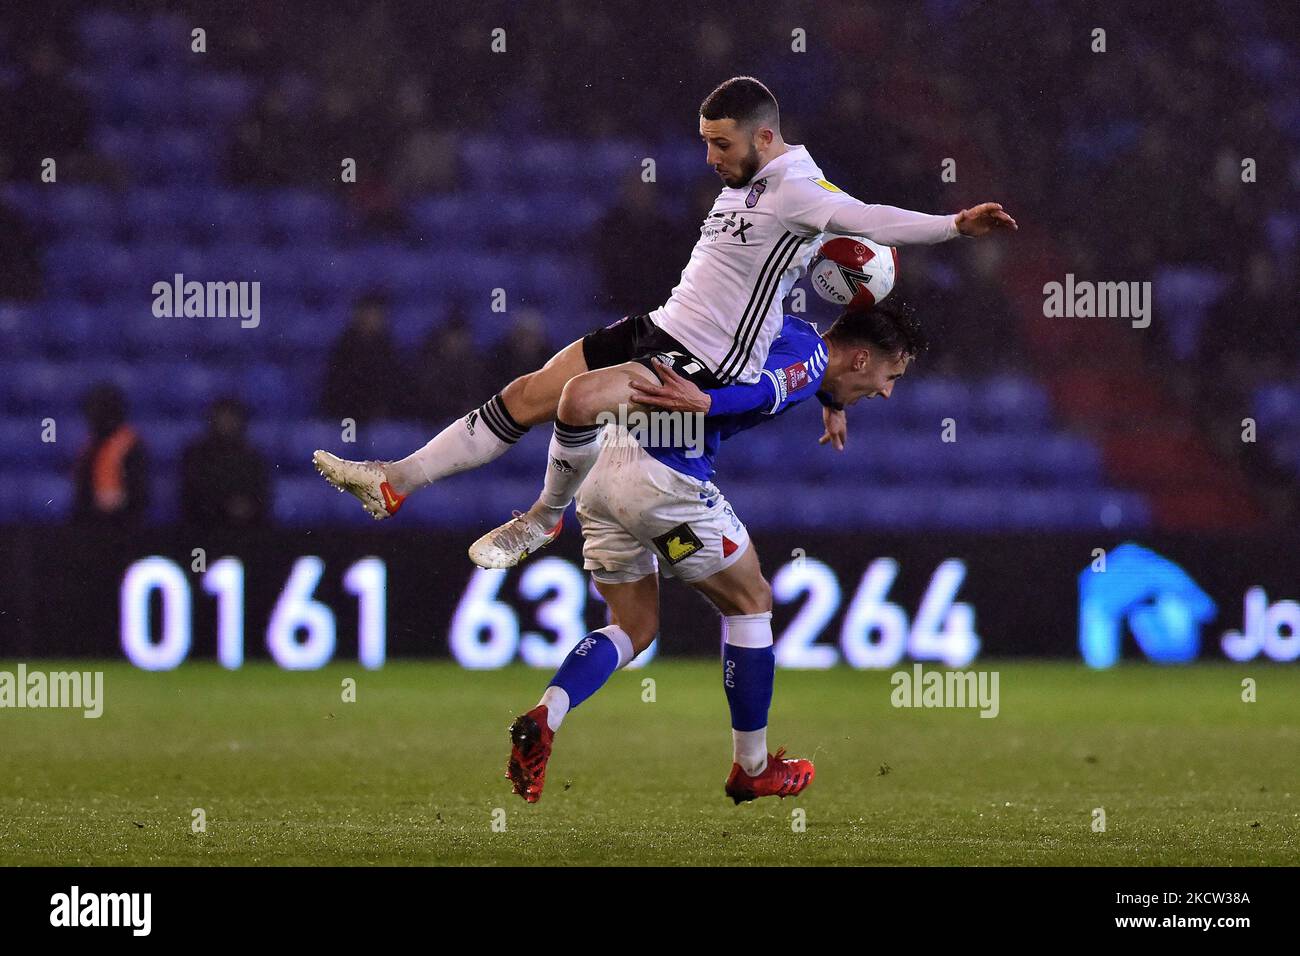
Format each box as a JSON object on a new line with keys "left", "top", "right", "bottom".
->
{"left": 556, "top": 374, "right": 605, "bottom": 425}
{"left": 735, "top": 576, "right": 773, "bottom": 616}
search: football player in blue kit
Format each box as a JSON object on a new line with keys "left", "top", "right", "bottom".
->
{"left": 504, "top": 299, "right": 927, "bottom": 804}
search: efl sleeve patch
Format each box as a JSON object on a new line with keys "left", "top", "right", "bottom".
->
{"left": 809, "top": 177, "right": 842, "bottom": 192}
{"left": 780, "top": 360, "right": 810, "bottom": 396}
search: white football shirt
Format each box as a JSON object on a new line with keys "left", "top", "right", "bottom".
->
{"left": 650, "top": 144, "right": 959, "bottom": 383}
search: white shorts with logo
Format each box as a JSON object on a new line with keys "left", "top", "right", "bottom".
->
{"left": 575, "top": 436, "right": 751, "bottom": 585}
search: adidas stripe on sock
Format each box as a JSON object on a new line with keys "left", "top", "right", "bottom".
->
{"left": 533, "top": 419, "right": 603, "bottom": 521}
{"left": 386, "top": 393, "right": 527, "bottom": 494}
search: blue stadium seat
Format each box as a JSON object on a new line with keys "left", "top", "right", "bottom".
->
{"left": 378, "top": 249, "right": 441, "bottom": 298}
{"left": 487, "top": 430, "right": 552, "bottom": 479}
{"left": 933, "top": 487, "right": 1006, "bottom": 529}
{"left": 4, "top": 472, "right": 73, "bottom": 521}
{"left": 118, "top": 72, "right": 186, "bottom": 121}
{"left": 76, "top": 11, "right": 141, "bottom": 62}
{"left": 38, "top": 301, "right": 119, "bottom": 356}
{"left": 121, "top": 305, "right": 197, "bottom": 356}
{"left": 198, "top": 191, "right": 266, "bottom": 243}
{"left": 402, "top": 477, "right": 543, "bottom": 527}
{"left": 184, "top": 73, "right": 256, "bottom": 124}
{"left": 908, "top": 378, "right": 975, "bottom": 425}
{"left": 646, "top": 140, "right": 712, "bottom": 184}
{"left": 149, "top": 473, "right": 179, "bottom": 523}
{"left": 0, "top": 417, "right": 85, "bottom": 467}
{"left": 141, "top": 13, "right": 189, "bottom": 62}
{"left": 263, "top": 190, "right": 342, "bottom": 244}
{"left": 274, "top": 475, "right": 346, "bottom": 525}
{"left": 2, "top": 361, "right": 81, "bottom": 412}
{"left": 1, "top": 183, "right": 44, "bottom": 230}
{"left": 46, "top": 186, "right": 118, "bottom": 239}
{"left": 1022, "top": 434, "right": 1102, "bottom": 483}
{"left": 134, "top": 363, "right": 234, "bottom": 414}
{"left": 294, "top": 247, "right": 375, "bottom": 299}
{"left": 1153, "top": 266, "right": 1232, "bottom": 361}
{"left": 134, "top": 417, "right": 204, "bottom": 464}
{"left": 152, "top": 128, "right": 217, "bottom": 183}
{"left": 43, "top": 239, "right": 139, "bottom": 297}
{"left": 0, "top": 303, "right": 43, "bottom": 358}
{"left": 947, "top": 435, "right": 1019, "bottom": 481}
{"left": 407, "top": 196, "right": 475, "bottom": 236}
{"left": 977, "top": 375, "right": 1050, "bottom": 427}
{"left": 274, "top": 421, "right": 360, "bottom": 466}
{"left": 386, "top": 303, "right": 439, "bottom": 348}
{"left": 123, "top": 189, "right": 196, "bottom": 240}
{"left": 241, "top": 363, "right": 310, "bottom": 416}
{"left": 1253, "top": 383, "right": 1298, "bottom": 433}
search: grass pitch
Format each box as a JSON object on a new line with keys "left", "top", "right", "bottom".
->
{"left": 0, "top": 660, "right": 1295, "bottom": 866}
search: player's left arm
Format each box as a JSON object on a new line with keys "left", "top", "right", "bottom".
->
{"left": 824, "top": 200, "right": 1017, "bottom": 244}
{"left": 779, "top": 176, "right": 1016, "bottom": 245}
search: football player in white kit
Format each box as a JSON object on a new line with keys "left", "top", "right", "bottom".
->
{"left": 312, "top": 76, "right": 1015, "bottom": 561}
{"left": 503, "top": 300, "right": 927, "bottom": 804}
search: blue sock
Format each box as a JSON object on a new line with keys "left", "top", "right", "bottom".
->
{"left": 541, "top": 625, "right": 634, "bottom": 731}
{"left": 722, "top": 612, "right": 775, "bottom": 732}
{"left": 722, "top": 612, "right": 774, "bottom": 776}
{"left": 723, "top": 644, "right": 775, "bottom": 731}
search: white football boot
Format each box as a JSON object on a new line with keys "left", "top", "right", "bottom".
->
{"left": 312, "top": 450, "right": 406, "bottom": 520}
{"left": 468, "top": 510, "right": 564, "bottom": 569}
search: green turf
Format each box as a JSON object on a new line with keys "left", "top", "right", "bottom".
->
{"left": 0, "top": 660, "right": 1295, "bottom": 865}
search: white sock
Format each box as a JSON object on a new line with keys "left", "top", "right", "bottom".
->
{"left": 595, "top": 624, "right": 636, "bottom": 668}
{"left": 530, "top": 420, "right": 602, "bottom": 525}
{"left": 733, "top": 728, "right": 768, "bottom": 777}
{"left": 386, "top": 394, "right": 527, "bottom": 495}
{"left": 539, "top": 686, "right": 570, "bottom": 732}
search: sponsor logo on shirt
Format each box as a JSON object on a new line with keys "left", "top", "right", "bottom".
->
{"left": 652, "top": 522, "right": 704, "bottom": 564}
{"left": 701, "top": 211, "right": 754, "bottom": 244}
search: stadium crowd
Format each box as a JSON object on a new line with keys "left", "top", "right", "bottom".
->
{"left": 1, "top": 0, "right": 1294, "bottom": 529}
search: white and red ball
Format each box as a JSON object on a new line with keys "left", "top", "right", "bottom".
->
{"left": 808, "top": 235, "right": 899, "bottom": 310}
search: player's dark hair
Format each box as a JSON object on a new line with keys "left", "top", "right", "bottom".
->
{"left": 824, "top": 298, "right": 929, "bottom": 358}
{"left": 700, "top": 76, "right": 780, "bottom": 132}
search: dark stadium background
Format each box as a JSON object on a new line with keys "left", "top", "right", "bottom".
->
{"left": 1, "top": 0, "right": 1297, "bottom": 667}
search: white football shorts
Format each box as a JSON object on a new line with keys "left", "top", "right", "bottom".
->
{"left": 575, "top": 434, "right": 751, "bottom": 585}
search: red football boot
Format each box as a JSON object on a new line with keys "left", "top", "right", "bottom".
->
{"left": 505, "top": 705, "right": 554, "bottom": 803}
{"left": 724, "top": 747, "right": 815, "bottom": 805}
